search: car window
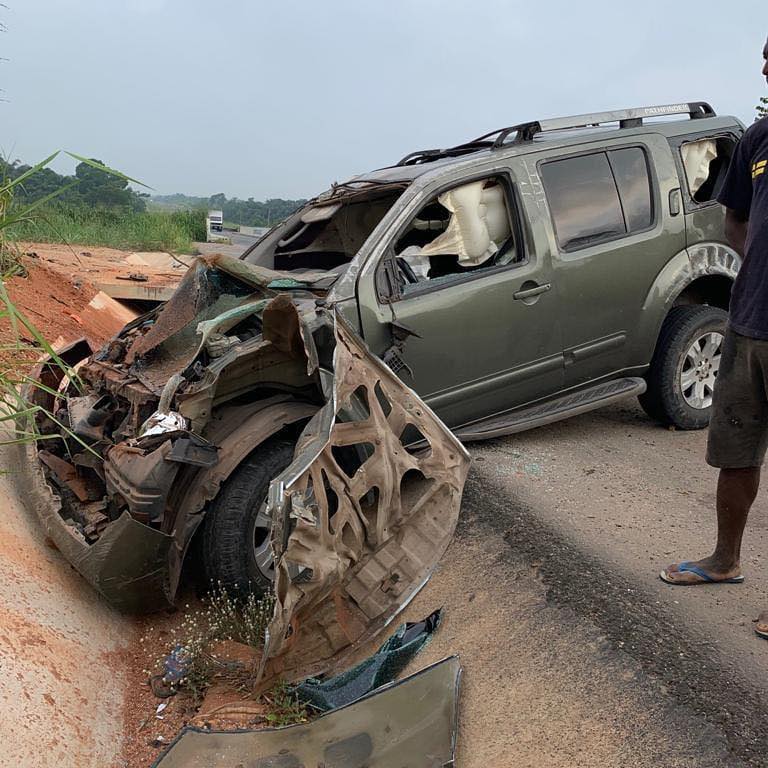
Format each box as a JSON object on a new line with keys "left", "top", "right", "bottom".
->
{"left": 680, "top": 136, "right": 736, "bottom": 205}
{"left": 541, "top": 152, "right": 625, "bottom": 251}
{"left": 541, "top": 148, "right": 655, "bottom": 252}
{"left": 392, "top": 176, "right": 520, "bottom": 295}
{"left": 609, "top": 147, "right": 653, "bottom": 231}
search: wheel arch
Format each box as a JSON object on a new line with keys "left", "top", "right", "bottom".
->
{"left": 167, "top": 398, "right": 319, "bottom": 596}
{"left": 637, "top": 242, "right": 739, "bottom": 364}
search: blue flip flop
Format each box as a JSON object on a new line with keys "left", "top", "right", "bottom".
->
{"left": 660, "top": 561, "right": 745, "bottom": 585}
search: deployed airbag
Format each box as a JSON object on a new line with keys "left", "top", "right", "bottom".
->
{"left": 682, "top": 139, "right": 717, "bottom": 196}
{"left": 420, "top": 180, "right": 511, "bottom": 267}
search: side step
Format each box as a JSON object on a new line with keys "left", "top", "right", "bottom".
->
{"left": 454, "top": 377, "right": 647, "bottom": 442}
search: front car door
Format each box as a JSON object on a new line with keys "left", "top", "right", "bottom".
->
{"left": 356, "top": 167, "right": 563, "bottom": 429}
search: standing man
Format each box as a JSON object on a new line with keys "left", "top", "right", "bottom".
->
{"left": 661, "top": 39, "right": 768, "bottom": 640}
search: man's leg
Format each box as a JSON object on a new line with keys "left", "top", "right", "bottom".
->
{"left": 712, "top": 467, "right": 761, "bottom": 570}
{"left": 661, "top": 330, "right": 767, "bottom": 585}
{"left": 663, "top": 467, "right": 760, "bottom": 582}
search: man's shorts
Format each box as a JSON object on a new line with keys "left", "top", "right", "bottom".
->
{"left": 707, "top": 329, "right": 768, "bottom": 468}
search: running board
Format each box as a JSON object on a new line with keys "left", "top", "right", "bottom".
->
{"left": 454, "top": 377, "right": 647, "bottom": 442}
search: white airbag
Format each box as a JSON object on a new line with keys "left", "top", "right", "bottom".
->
{"left": 420, "top": 180, "right": 511, "bottom": 267}
{"left": 682, "top": 139, "right": 717, "bottom": 196}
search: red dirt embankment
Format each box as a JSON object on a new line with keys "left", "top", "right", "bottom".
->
{"left": 0, "top": 256, "right": 136, "bottom": 370}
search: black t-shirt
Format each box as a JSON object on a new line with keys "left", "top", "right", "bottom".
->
{"left": 718, "top": 117, "right": 768, "bottom": 339}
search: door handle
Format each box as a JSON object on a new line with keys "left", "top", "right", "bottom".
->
{"left": 669, "top": 187, "right": 682, "bottom": 217}
{"left": 513, "top": 282, "right": 551, "bottom": 301}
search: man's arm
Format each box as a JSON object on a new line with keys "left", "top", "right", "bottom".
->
{"left": 724, "top": 208, "right": 749, "bottom": 257}
{"left": 718, "top": 129, "right": 753, "bottom": 255}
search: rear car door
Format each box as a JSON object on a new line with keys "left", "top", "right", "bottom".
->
{"left": 359, "top": 168, "right": 564, "bottom": 429}
{"left": 537, "top": 136, "right": 686, "bottom": 387}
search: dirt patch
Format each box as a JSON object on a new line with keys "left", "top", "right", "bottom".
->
{"left": 0, "top": 257, "right": 135, "bottom": 370}
{"left": 17, "top": 242, "right": 188, "bottom": 302}
{"left": 118, "top": 610, "right": 198, "bottom": 768}
{"left": 117, "top": 592, "right": 310, "bottom": 767}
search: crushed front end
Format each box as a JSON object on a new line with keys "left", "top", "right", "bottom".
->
{"left": 16, "top": 252, "right": 469, "bottom": 674}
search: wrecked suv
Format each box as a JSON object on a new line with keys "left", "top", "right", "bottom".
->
{"left": 17, "top": 101, "right": 742, "bottom": 668}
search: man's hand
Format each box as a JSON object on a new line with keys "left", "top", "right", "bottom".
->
{"left": 724, "top": 208, "right": 749, "bottom": 257}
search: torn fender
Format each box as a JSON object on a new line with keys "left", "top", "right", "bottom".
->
{"left": 262, "top": 307, "right": 470, "bottom": 681}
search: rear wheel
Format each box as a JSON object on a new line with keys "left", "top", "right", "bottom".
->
{"left": 201, "top": 437, "right": 295, "bottom": 598}
{"left": 639, "top": 305, "right": 727, "bottom": 430}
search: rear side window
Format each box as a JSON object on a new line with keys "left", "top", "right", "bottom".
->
{"left": 610, "top": 147, "right": 653, "bottom": 231}
{"left": 680, "top": 136, "right": 737, "bottom": 205}
{"left": 541, "top": 147, "right": 654, "bottom": 252}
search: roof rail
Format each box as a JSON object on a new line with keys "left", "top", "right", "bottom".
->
{"left": 479, "top": 101, "right": 716, "bottom": 150}
{"left": 395, "top": 142, "right": 494, "bottom": 167}
{"left": 395, "top": 102, "right": 716, "bottom": 166}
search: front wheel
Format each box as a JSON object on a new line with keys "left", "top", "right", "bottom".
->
{"left": 201, "top": 437, "right": 295, "bottom": 598}
{"left": 639, "top": 305, "right": 728, "bottom": 430}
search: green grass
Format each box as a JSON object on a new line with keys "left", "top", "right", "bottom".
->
{"left": 8, "top": 206, "right": 207, "bottom": 253}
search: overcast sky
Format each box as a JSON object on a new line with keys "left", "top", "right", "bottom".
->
{"left": 1, "top": 0, "right": 765, "bottom": 200}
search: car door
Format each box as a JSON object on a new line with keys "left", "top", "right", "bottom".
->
{"left": 537, "top": 136, "right": 686, "bottom": 387}
{"left": 358, "top": 169, "right": 564, "bottom": 430}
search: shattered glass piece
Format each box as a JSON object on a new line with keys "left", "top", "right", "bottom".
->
{"left": 268, "top": 278, "right": 313, "bottom": 289}
{"left": 162, "top": 644, "right": 189, "bottom": 684}
{"left": 152, "top": 656, "right": 461, "bottom": 768}
{"left": 294, "top": 609, "right": 442, "bottom": 711}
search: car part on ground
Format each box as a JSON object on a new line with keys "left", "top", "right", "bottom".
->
{"left": 639, "top": 305, "right": 728, "bottom": 429}
{"left": 152, "top": 656, "right": 461, "bottom": 768}
{"left": 295, "top": 608, "right": 442, "bottom": 712}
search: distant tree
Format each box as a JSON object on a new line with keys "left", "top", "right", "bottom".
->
{"left": 1, "top": 155, "right": 147, "bottom": 212}
{"left": 151, "top": 192, "right": 306, "bottom": 227}
{"left": 758, "top": 96, "right": 768, "bottom": 121}
{"left": 75, "top": 158, "right": 139, "bottom": 209}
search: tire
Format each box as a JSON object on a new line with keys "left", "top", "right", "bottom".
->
{"left": 639, "top": 305, "right": 728, "bottom": 430}
{"left": 201, "top": 437, "right": 295, "bottom": 598}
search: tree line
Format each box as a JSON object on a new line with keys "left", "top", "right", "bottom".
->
{"left": 1, "top": 157, "right": 149, "bottom": 212}
{"left": 151, "top": 193, "right": 307, "bottom": 228}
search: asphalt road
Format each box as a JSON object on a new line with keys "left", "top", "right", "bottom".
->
{"left": 400, "top": 398, "right": 768, "bottom": 767}
{"left": 195, "top": 230, "right": 259, "bottom": 259}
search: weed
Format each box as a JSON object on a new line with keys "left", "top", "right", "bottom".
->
{"left": 147, "top": 584, "right": 274, "bottom": 702}
{"left": 262, "top": 681, "right": 309, "bottom": 727}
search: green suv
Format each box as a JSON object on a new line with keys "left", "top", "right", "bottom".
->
{"left": 245, "top": 100, "right": 742, "bottom": 436}
{"left": 18, "top": 102, "right": 743, "bottom": 630}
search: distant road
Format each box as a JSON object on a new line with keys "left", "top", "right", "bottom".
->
{"left": 228, "top": 230, "right": 261, "bottom": 253}
{"left": 195, "top": 229, "right": 260, "bottom": 259}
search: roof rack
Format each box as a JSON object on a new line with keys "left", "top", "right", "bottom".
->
{"left": 396, "top": 102, "right": 716, "bottom": 166}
